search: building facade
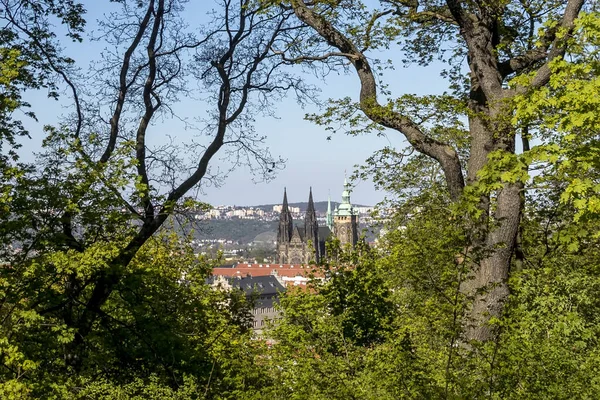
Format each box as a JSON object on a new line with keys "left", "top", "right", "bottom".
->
{"left": 332, "top": 178, "right": 359, "bottom": 247}
{"left": 276, "top": 179, "right": 358, "bottom": 264}
{"left": 276, "top": 188, "right": 325, "bottom": 264}
{"left": 209, "top": 274, "right": 285, "bottom": 333}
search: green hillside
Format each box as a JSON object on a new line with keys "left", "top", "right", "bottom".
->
{"left": 174, "top": 218, "right": 279, "bottom": 244}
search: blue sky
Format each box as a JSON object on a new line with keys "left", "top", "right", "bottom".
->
{"left": 20, "top": 0, "right": 449, "bottom": 207}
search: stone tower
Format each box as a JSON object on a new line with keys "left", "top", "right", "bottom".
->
{"left": 276, "top": 188, "right": 293, "bottom": 263}
{"left": 333, "top": 178, "right": 358, "bottom": 247}
{"left": 304, "top": 187, "right": 320, "bottom": 263}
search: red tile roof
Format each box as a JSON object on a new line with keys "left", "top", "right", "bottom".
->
{"left": 212, "top": 263, "right": 323, "bottom": 278}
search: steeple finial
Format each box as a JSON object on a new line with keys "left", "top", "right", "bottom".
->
{"left": 307, "top": 187, "right": 315, "bottom": 211}
{"left": 282, "top": 187, "right": 289, "bottom": 208}
{"left": 337, "top": 176, "right": 355, "bottom": 216}
{"left": 278, "top": 187, "right": 293, "bottom": 244}
{"left": 326, "top": 192, "right": 333, "bottom": 230}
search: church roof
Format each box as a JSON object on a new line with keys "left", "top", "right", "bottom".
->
{"left": 231, "top": 275, "right": 286, "bottom": 296}
{"left": 207, "top": 275, "right": 286, "bottom": 308}
{"left": 292, "top": 225, "right": 305, "bottom": 240}
{"left": 318, "top": 226, "right": 332, "bottom": 241}
{"left": 212, "top": 264, "right": 324, "bottom": 290}
{"left": 213, "top": 263, "right": 323, "bottom": 278}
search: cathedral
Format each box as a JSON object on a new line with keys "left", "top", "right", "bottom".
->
{"left": 276, "top": 179, "right": 358, "bottom": 264}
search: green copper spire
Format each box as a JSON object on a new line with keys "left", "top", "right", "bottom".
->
{"left": 326, "top": 193, "right": 333, "bottom": 230}
{"left": 335, "top": 178, "right": 355, "bottom": 216}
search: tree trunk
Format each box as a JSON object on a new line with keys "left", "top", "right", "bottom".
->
{"left": 462, "top": 182, "right": 522, "bottom": 342}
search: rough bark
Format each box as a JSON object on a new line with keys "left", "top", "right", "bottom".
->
{"left": 452, "top": 0, "right": 585, "bottom": 342}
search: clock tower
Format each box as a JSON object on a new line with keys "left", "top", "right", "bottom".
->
{"left": 333, "top": 178, "right": 358, "bottom": 247}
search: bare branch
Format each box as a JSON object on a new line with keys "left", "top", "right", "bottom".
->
{"left": 271, "top": 48, "right": 358, "bottom": 62}
{"left": 100, "top": 0, "right": 155, "bottom": 164}
{"left": 3, "top": 4, "right": 84, "bottom": 141}
{"left": 73, "top": 0, "right": 307, "bottom": 343}
{"left": 290, "top": 0, "right": 465, "bottom": 200}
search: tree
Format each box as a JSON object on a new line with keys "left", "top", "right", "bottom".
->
{"left": 250, "top": 7, "right": 600, "bottom": 398}
{"left": 281, "top": 0, "right": 590, "bottom": 342}
{"left": 0, "top": 0, "right": 311, "bottom": 393}
{"left": 255, "top": 180, "right": 600, "bottom": 398}
{"left": 260, "top": 243, "right": 403, "bottom": 400}
{"left": 0, "top": 230, "right": 272, "bottom": 398}
{"left": 0, "top": 0, "right": 86, "bottom": 243}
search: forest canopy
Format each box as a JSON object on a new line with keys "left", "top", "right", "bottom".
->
{"left": 1, "top": 0, "right": 599, "bottom": 398}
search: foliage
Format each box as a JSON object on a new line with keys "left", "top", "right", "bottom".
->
{"left": 1, "top": 1, "right": 600, "bottom": 398}
{"left": 0, "top": 230, "right": 270, "bottom": 398}
{"left": 0, "top": 0, "right": 298, "bottom": 397}
{"left": 252, "top": 188, "right": 600, "bottom": 399}
{"left": 511, "top": 12, "right": 600, "bottom": 224}
{"left": 250, "top": 10, "right": 600, "bottom": 397}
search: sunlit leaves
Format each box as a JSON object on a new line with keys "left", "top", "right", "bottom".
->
{"left": 511, "top": 12, "right": 600, "bottom": 223}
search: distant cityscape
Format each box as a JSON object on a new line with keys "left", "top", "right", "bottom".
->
{"left": 183, "top": 199, "right": 381, "bottom": 264}
{"left": 192, "top": 202, "right": 375, "bottom": 222}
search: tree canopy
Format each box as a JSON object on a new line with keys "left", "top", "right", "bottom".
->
{"left": 1, "top": 0, "right": 600, "bottom": 398}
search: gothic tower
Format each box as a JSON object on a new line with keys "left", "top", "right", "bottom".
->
{"left": 276, "top": 188, "right": 293, "bottom": 263}
{"left": 333, "top": 178, "right": 358, "bottom": 247}
{"left": 304, "top": 187, "right": 320, "bottom": 263}
{"left": 326, "top": 194, "right": 333, "bottom": 231}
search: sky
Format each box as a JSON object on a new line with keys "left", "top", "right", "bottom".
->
{"left": 19, "top": 0, "right": 450, "bottom": 208}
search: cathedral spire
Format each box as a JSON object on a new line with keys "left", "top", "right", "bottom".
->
{"left": 278, "top": 187, "right": 293, "bottom": 245}
{"left": 282, "top": 187, "right": 289, "bottom": 209}
{"left": 304, "top": 187, "right": 320, "bottom": 262}
{"left": 307, "top": 187, "right": 315, "bottom": 212}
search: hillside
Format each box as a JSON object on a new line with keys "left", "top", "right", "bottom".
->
{"left": 169, "top": 218, "right": 379, "bottom": 245}
{"left": 167, "top": 218, "right": 278, "bottom": 244}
